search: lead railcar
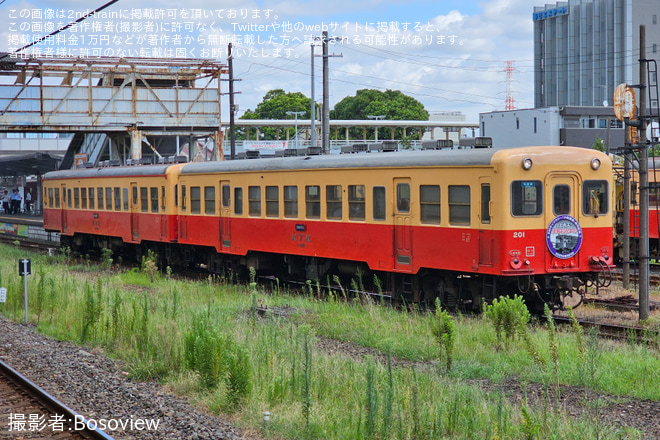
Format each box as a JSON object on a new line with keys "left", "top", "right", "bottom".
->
{"left": 43, "top": 146, "right": 613, "bottom": 312}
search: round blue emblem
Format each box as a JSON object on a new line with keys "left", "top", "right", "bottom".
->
{"left": 546, "top": 215, "right": 582, "bottom": 259}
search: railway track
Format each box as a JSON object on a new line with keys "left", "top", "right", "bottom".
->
{"left": 553, "top": 316, "right": 659, "bottom": 345}
{"left": 0, "top": 359, "right": 114, "bottom": 439}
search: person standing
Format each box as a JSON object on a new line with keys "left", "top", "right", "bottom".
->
{"left": 25, "top": 189, "right": 32, "bottom": 214}
{"left": 2, "top": 190, "right": 10, "bottom": 214}
{"left": 11, "top": 189, "right": 21, "bottom": 214}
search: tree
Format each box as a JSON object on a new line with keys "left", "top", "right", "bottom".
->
{"left": 330, "top": 89, "right": 429, "bottom": 140}
{"left": 239, "top": 89, "right": 312, "bottom": 140}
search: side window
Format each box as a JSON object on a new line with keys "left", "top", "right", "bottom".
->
{"left": 583, "top": 180, "right": 608, "bottom": 215}
{"left": 89, "top": 187, "right": 95, "bottom": 210}
{"left": 105, "top": 188, "right": 112, "bottom": 210}
{"left": 67, "top": 189, "right": 72, "bottom": 208}
{"left": 205, "top": 186, "right": 215, "bottom": 215}
{"left": 48, "top": 188, "right": 54, "bottom": 208}
{"left": 81, "top": 188, "right": 87, "bottom": 209}
{"left": 420, "top": 185, "right": 440, "bottom": 224}
{"left": 448, "top": 185, "right": 471, "bottom": 225}
{"left": 222, "top": 185, "right": 231, "bottom": 208}
{"left": 326, "top": 185, "right": 342, "bottom": 219}
{"left": 266, "top": 186, "right": 279, "bottom": 217}
{"left": 306, "top": 185, "right": 320, "bottom": 219}
{"left": 481, "top": 184, "right": 491, "bottom": 224}
{"left": 161, "top": 186, "right": 166, "bottom": 212}
{"left": 248, "top": 186, "right": 261, "bottom": 216}
{"left": 373, "top": 186, "right": 386, "bottom": 221}
{"left": 123, "top": 188, "right": 129, "bottom": 211}
{"left": 553, "top": 184, "right": 570, "bottom": 215}
{"left": 190, "top": 186, "right": 201, "bottom": 214}
{"left": 115, "top": 187, "right": 121, "bottom": 211}
{"left": 234, "top": 187, "right": 243, "bottom": 215}
{"left": 284, "top": 186, "right": 298, "bottom": 218}
{"left": 74, "top": 188, "right": 80, "bottom": 209}
{"left": 181, "top": 185, "right": 187, "bottom": 212}
{"left": 396, "top": 183, "right": 410, "bottom": 213}
{"left": 140, "top": 187, "right": 149, "bottom": 212}
{"left": 348, "top": 185, "right": 365, "bottom": 221}
{"left": 511, "top": 181, "right": 543, "bottom": 216}
{"left": 132, "top": 186, "right": 138, "bottom": 209}
{"left": 150, "top": 187, "right": 159, "bottom": 213}
{"left": 55, "top": 188, "right": 61, "bottom": 208}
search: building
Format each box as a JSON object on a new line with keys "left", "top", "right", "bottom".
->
{"left": 534, "top": 0, "right": 660, "bottom": 108}
{"left": 480, "top": 106, "right": 624, "bottom": 150}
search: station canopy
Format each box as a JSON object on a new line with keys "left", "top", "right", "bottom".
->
{"left": 0, "top": 152, "right": 62, "bottom": 177}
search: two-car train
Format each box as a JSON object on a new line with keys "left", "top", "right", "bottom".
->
{"left": 42, "top": 146, "right": 614, "bottom": 312}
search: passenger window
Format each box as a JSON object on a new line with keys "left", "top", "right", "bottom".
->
{"left": 132, "top": 186, "right": 138, "bottom": 209}
{"left": 150, "top": 187, "right": 159, "bottom": 213}
{"left": 89, "top": 188, "right": 95, "bottom": 210}
{"left": 553, "top": 185, "right": 570, "bottom": 215}
{"left": 583, "top": 180, "right": 608, "bottom": 215}
{"left": 181, "top": 186, "right": 187, "bottom": 212}
{"left": 222, "top": 185, "right": 230, "bottom": 208}
{"left": 190, "top": 186, "right": 201, "bottom": 214}
{"left": 266, "top": 186, "right": 279, "bottom": 217}
{"left": 105, "top": 188, "right": 112, "bottom": 210}
{"left": 449, "top": 185, "right": 471, "bottom": 225}
{"left": 74, "top": 188, "right": 80, "bottom": 209}
{"left": 326, "top": 185, "right": 342, "bottom": 219}
{"left": 115, "top": 187, "right": 121, "bottom": 211}
{"left": 81, "top": 188, "right": 87, "bottom": 209}
{"left": 373, "top": 186, "right": 386, "bottom": 221}
{"left": 67, "top": 189, "right": 72, "bottom": 208}
{"left": 48, "top": 188, "right": 54, "bottom": 208}
{"left": 284, "top": 186, "right": 298, "bottom": 218}
{"left": 348, "top": 185, "right": 365, "bottom": 221}
{"left": 140, "top": 187, "right": 149, "bottom": 213}
{"left": 420, "top": 185, "right": 440, "bottom": 224}
{"left": 234, "top": 187, "right": 243, "bottom": 215}
{"left": 123, "top": 188, "right": 129, "bottom": 211}
{"left": 161, "top": 186, "right": 166, "bottom": 211}
{"left": 511, "top": 181, "right": 542, "bottom": 216}
{"left": 55, "top": 188, "right": 60, "bottom": 208}
{"left": 396, "top": 183, "right": 410, "bottom": 213}
{"left": 205, "top": 186, "right": 215, "bottom": 215}
{"left": 306, "top": 185, "right": 320, "bottom": 219}
{"left": 248, "top": 186, "right": 261, "bottom": 216}
{"left": 481, "top": 184, "right": 491, "bottom": 224}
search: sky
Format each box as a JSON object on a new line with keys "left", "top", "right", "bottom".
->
{"left": 0, "top": 0, "right": 538, "bottom": 123}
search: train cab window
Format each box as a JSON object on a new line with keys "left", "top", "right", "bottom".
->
{"left": 115, "top": 188, "right": 121, "bottom": 211}
{"left": 373, "top": 187, "right": 386, "bottom": 221}
{"left": 123, "top": 188, "right": 129, "bottom": 211}
{"left": 326, "top": 185, "right": 342, "bottom": 220}
{"left": 511, "top": 180, "right": 542, "bottom": 216}
{"left": 222, "top": 185, "right": 230, "bottom": 208}
{"left": 348, "top": 185, "right": 365, "bottom": 221}
{"left": 74, "top": 188, "right": 80, "bottom": 209}
{"left": 420, "top": 185, "right": 440, "bottom": 224}
{"left": 140, "top": 187, "right": 149, "bottom": 213}
{"left": 150, "top": 187, "right": 159, "bottom": 213}
{"left": 55, "top": 188, "right": 60, "bottom": 208}
{"left": 89, "top": 188, "right": 95, "bottom": 210}
{"left": 481, "top": 184, "right": 491, "bottom": 224}
{"left": 105, "top": 188, "right": 112, "bottom": 210}
{"left": 248, "top": 186, "right": 261, "bottom": 216}
{"left": 650, "top": 183, "right": 660, "bottom": 204}
{"left": 449, "top": 185, "right": 471, "bottom": 225}
{"left": 266, "top": 186, "right": 279, "bottom": 217}
{"left": 190, "top": 186, "right": 201, "bottom": 214}
{"left": 81, "top": 188, "right": 87, "bottom": 209}
{"left": 234, "top": 187, "right": 243, "bottom": 215}
{"left": 174, "top": 185, "right": 179, "bottom": 208}
{"left": 583, "top": 180, "right": 608, "bottom": 215}
{"left": 67, "top": 189, "right": 72, "bottom": 208}
{"left": 204, "top": 186, "right": 215, "bottom": 215}
{"left": 396, "top": 183, "right": 410, "bottom": 213}
{"left": 553, "top": 185, "right": 570, "bottom": 215}
{"left": 284, "top": 186, "right": 298, "bottom": 218}
{"left": 306, "top": 186, "right": 320, "bottom": 219}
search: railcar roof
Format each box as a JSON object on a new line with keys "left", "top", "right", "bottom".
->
{"left": 43, "top": 164, "right": 171, "bottom": 180}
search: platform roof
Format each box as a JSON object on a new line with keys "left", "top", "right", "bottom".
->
{"left": 0, "top": 152, "right": 62, "bottom": 177}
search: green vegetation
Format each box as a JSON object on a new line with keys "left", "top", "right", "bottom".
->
{"left": 0, "top": 244, "right": 656, "bottom": 439}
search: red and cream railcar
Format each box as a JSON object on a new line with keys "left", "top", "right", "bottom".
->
{"left": 43, "top": 146, "right": 613, "bottom": 311}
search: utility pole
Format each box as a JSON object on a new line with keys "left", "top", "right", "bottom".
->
{"left": 228, "top": 43, "right": 236, "bottom": 160}
{"left": 321, "top": 31, "right": 343, "bottom": 154}
{"left": 311, "top": 43, "right": 317, "bottom": 149}
{"left": 638, "top": 26, "right": 650, "bottom": 321}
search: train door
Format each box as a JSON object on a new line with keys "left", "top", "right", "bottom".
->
{"left": 61, "top": 184, "right": 68, "bottom": 232}
{"left": 544, "top": 172, "right": 581, "bottom": 270}
{"left": 130, "top": 182, "right": 139, "bottom": 241}
{"left": 393, "top": 178, "right": 412, "bottom": 270}
{"left": 220, "top": 181, "right": 231, "bottom": 249}
{"left": 478, "top": 177, "right": 493, "bottom": 266}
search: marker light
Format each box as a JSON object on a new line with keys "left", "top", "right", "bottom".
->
{"left": 591, "top": 158, "right": 601, "bottom": 170}
{"left": 522, "top": 158, "right": 533, "bottom": 170}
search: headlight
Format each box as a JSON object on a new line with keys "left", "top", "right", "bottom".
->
{"left": 522, "top": 158, "right": 533, "bottom": 170}
{"left": 591, "top": 158, "right": 601, "bottom": 170}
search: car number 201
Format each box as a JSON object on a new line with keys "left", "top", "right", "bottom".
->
{"left": 513, "top": 231, "right": 525, "bottom": 238}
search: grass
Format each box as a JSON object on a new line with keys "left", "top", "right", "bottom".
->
{"left": 0, "top": 243, "right": 657, "bottom": 439}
